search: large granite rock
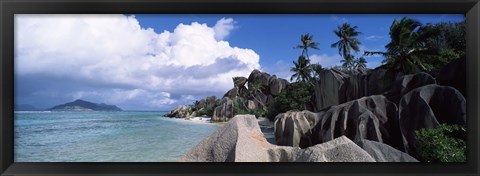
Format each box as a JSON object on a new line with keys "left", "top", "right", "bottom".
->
{"left": 180, "top": 115, "right": 272, "bottom": 162}
{"left": 356, "top": 139, "right": 418, "bottom": 162}
{"left": 268, "top": 136, "right": 375, "bottom": 162}
{"left": 212, "top": 97, "right": 234, "bottom": 122}
{"left": 345, "top": 68, "right": 369, "bottom": 102}
{"left": 180, "top": 115, "right": 377, "bottom": 162}
{"left": 233, "top": 76, "right": 248, "bottom": 87}
{"left": 248, "top": 69, "right": 271, "bottom": 90}
{"left": 274, "top": 111, "right": 319, "bottom": 148}
{"left": 384, "top": 72, "right": 436, "bottom": 104}
{"left": 276, "top": 95, "right": 404, "bottom": 151}
{"left": 269, "top": 75, "right": 289, "bottom": 96}
{"left": 367, "top": 68, "right": 388, "bottom": 95}
{"left": 314, "top": 69, "right": 348, "bottom": 111}
{"left": 223, "top": 87, "right": 239, "bottom": 99}
{"left": 398, "top": 84, "right": 466, "bottom": 158}
{"left": 436, "top": 57, "right": 466, "bottom": 97}
{"left": 165, "top": 105, "right": 193, "bottom": 118}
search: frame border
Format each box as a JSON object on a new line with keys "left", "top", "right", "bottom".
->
{"left": 1, "top": 0, "right": 479, "bottom": 175}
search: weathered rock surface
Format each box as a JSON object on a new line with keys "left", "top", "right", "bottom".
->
{"left": 248, "top": 69, "right": 272, "bottom": 89}
{"left": 268, "top": 136, "right": 375, "bottom": 162}
{"left": 180, "top": 115, "right": 380, "bottom": 162}
{"left": 212, "top": 98, "right": 234, "bottom": 122}
{"left": 233, "top": 76, "right": 248, "bottom": 87}
{"left": 276, "top": 95, "right": 404, "bottom": 151}
{"left": 223, "top": 87, "right": 239, "bottom": 99}
{"left": 165, "top": 105, "right": 193, "bottom": 118}
{"left": 274, "top": 111, "right": 319, "bottom": 148}
{"left": 345, "top": 68, "right": 369, "bottom": 102}
{"left": 436, "top": 57, "right": 466, "bottom": 96}
{"left": 356, "top": 139, "right": 418, "bottom": 162}
{"left": 269, "top": 75, "right": 289, "bottom": 96}
{"left": 314, "top": 69, "right": 348, "bottom": 111}
{"left": 398, "top": 84, "right": 466, "bottom": 158}
{"left": 384, "top": 72, "right": 436, "bottom": 104}
{"left": 367, "top": 68, "right": 388, "bottom": 95}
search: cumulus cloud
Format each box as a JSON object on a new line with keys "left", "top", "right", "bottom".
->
{"left": 310, "top": 54, "right": 343, "bottom": 68}
{"left": 213, "top": 18, "right": 236, "bottom": 41}
{"left": 15, "top": 14, "right": 260, "bottom": 110}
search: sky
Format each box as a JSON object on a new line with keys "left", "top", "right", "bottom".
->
{"left": 14, "top": 14, "right": 465, "bottom": 111}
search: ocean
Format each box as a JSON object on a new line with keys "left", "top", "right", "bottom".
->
{"left": 14, "top": 111, "right": 221, "bottom": 162}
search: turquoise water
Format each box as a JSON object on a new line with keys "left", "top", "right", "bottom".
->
{"left": 14, "top": 111, "right": 221, "bottom": 162}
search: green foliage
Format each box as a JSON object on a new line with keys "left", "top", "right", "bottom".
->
{"left": 295, "top": 33, "right": 320, "bottom": 59}
{"left": 193, "top": 96, "right": 220, "bottom": 117}
{"left": 290, "top": 55, "right": 313, "bottom": 82}
{"left": 232, "top": 98, "right": 266, "bottom": 118}
{"left": 266, "top": 81, "right": 314, "bottom": 121}
{"left": 364, "top": 17, "right": 466, "bottom": 80}
{"left": 420, "top": 21, "right": 466, "bottom": 69}
{"left": 415, "top": 124, "right": 466, "bottom": 162}
{"left": 331, "top": 23, "right": 362, "bottom": 71}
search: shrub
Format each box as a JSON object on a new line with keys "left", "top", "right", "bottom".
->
{"left": 415, "top": 124, "right": 466, "bottom": 162}
{"left": 266, "top": 81, "right": 314, "bottom": 121}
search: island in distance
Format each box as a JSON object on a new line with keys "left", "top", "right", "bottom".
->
{"left": 48, "top": 99, "right": 123, "bottom": 112}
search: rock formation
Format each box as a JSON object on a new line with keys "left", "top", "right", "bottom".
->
{"left": 313, "top": 69, "right": 348, "bottom": 111}
{"left": 355, "top": 139, "right": 418, "bottom": 162}
{"left": 384, "top": 72, "right": 436, "bottom": 104}
{"left": 398, "top": 84, "right": 466, "bottom": 158}
{"left": 436, "top": 56, "right": 466, "bottom": 96}
{"left": 276, "top": 95, "right": 404, "bottom": 151}
{"left": 181, "top": 115, "right": 415, "bottom": 162}
{"left": 165, "top": 105, "right": 193, "bottom": 119}
{"left": 212, "top": 97, "right": 234, "bottom": 122}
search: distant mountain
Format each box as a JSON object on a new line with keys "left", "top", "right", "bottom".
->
{"left": 14, "top": 104, "right": 39, "bottom": 111}
{"left": 48, "top": 99, "right": 123, "bottom": 111}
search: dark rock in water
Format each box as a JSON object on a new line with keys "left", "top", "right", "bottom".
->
{"left": 436, "top": 57, "right": 466, "bottom": 96}
{"left": 48, "top": 99, "right": 122, "bottom": 111}
{"left": 274, "top": 111, "right": 319, "bottom": 148}
{"left": 275, "top": 95, "right": 404, "bottom": 151}
{"left": 223, "top": 87, "right": 239, "bottom": 99}
{"left": 313, "top": 69, "right": 348, "bottom": 111}
{"left": 384, "top": 72, "right": 436, "bottom": 104}
{"left": 398, "top": 84, "right": 466, "bottom": 158}
{"left": 212, "top": 97, "right": 234, "bottom": 122}
{"left": 165, "top": 105, "right": 193, "bottom": 118}
{"left": 356, "top": 139, "right": 418, "bottom": 162}
{"left": 180, "top": 115, "right": 376, "bottom": 162}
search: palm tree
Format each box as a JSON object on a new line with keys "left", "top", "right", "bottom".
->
{"left": 295, "top": 33, "right": 319, "bottom": 60}
{"left": 364, "top": 17, "right": 435, "bottom": 75}
{"left": 290, "top": 55, "right": 313, "bottom": 82}
{"left": 340, "top": 54, "right": 356, "bottom": 71}
{"left": 331, "top": 23, "right": 362, "bottom": 71}
{"left": 310, "top": 63, "right": 323, "bottom": 79}
{"left": 354, "top": 57, "right": 367, "bottom": 69}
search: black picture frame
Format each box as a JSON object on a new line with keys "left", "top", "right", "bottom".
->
{"left": 1, "top": 0, "right": 479, "bottom": 175}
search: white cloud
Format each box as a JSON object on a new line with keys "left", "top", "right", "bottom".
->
{"left": 213, "top": 18, "right": 236, "bottom": 41}
{"left": 310, "top": 54, "right": 343, "bottom": 68}
{"left": 15, "top": 14, "right": 260, "bottom": 110}
{"left": 365, "top": 35, "right": 387, "bottom": 41}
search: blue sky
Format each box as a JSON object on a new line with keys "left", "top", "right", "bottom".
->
{"left": 14, "top": 14, "right": 464, "bottom": 111}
